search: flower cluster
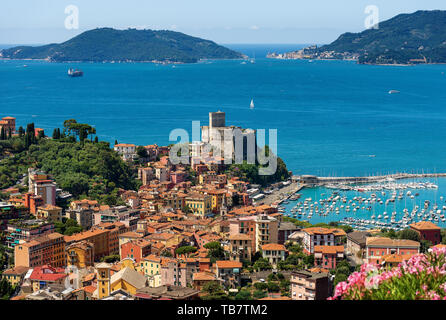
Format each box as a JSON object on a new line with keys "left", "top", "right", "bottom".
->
{"left": 329, "top": 246, "right": 446, "bottom": 300}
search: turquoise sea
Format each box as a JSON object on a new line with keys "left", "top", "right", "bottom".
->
{"left": 281, "top": 177, "right": 446, "bottom": 228}
{"left": 2, "top": 44, "right": 446, "bottom": 178}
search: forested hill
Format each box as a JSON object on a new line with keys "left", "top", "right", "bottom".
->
{"left": 0, "top": 28, "right": 244, "bottom": 63}
{"left": 319, "top": 10, "right": 446, "bottom": 64}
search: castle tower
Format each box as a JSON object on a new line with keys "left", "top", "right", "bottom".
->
{"left": 209, "top": 111, "right": 225, "bottom": 128}
{"left": 96, "top": 262, "right": 112, "bottom": 299}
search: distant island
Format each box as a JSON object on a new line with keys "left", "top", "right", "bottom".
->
{"left": 267, "top": 10, "right": 446, "bottom": 65}
{"left": 0, "top": 27, "right": 244, "bottom": 63}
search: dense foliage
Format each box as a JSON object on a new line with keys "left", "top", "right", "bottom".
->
{"left": 54, "top": 218, "right": 83, "bottom": 236}
{"left": 225, "top": 146, "right": 290, "bottom": 187}
{"left": 0, "top": 123, "right": 138, "bottom": 204}
{"left": 320, "top": 10, "right": 446, "bottom": 64}
{"left": 0, "top": 278, "right": 15, "bottom": 300}
{"left": 330, "top": 246, "right": 446, "bottom": 300}
{"left": 201, "top": 281, "right": 229, "bottom": 300}
{"left": 0, "top": 28, "right": 243, "bottom": 63}
{"left": 204, "top": 241, "right": 226, "bottom": 263}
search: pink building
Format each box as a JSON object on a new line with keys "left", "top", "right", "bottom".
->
{"left": 170, "top": 170, "right": 187, "bottom": 184}
{"left": 313, "top": 245, "right": 344, "bottom": 270}
{"left": 33, "top": 180, "right": 56, "bottom": 206}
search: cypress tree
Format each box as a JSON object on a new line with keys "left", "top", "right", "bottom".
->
{"left": 18, "top": 126, "right": 24, "bottom": 137}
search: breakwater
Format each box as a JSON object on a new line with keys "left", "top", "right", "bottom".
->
{"left": 298, "top": 173, "right": 446, "bottom": 185}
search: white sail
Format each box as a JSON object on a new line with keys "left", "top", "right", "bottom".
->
{"left": 250, "top": 99, "right": 254, "bottom": 109}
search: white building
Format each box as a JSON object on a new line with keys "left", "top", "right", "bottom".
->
{"left": 114, "top": 143, "right": 136, "bottom": 161}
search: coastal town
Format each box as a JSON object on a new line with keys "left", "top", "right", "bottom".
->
{"left": 0, "top": 112, "right": 445, "bottom": 301}
{"left": 266, "top": 45, "right": 359, "bottom": 61}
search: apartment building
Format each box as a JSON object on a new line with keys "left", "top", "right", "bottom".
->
{"left": 261, "top": 243, "right": 287, "bottom": 267}
{"left": 291, "top": 270, "right": 330, "bottom": 300}
{"left": 5, "top": 220, "right": 54, "bottom": 249}
{"left": 302, "top": 227, "right": 346, "bottom": 255}
{"left": 228, "top": 233, "right": 252, "bottom": 262}
{"left": 365, "top": 237, "right": 420, "bottom": 264}
{"left": 14, "top": 232, "right": 66, "bottom": 268}
{"left": 255, "top": 215, "right": 279, "bottom": 252}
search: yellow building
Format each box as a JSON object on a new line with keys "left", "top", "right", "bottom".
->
{"left": 1, "top": 266, "right": 29, "bottom": 287}
{"left": 185, "top": 193, "right": 212, "bottom": 217}
{"left": 109, "top": 267, "right": 148, "bottom": 295}
{"left": 36, "top": 204, "right": 63, "bottom": 222}
{"left": 95, "top": 262, "right": 112, "bottom": 299}
{"left": 66, "top": 241, "right": 94, "bottom": 269}
{"left": 206, "top": 189, "right": 226, "bottom": 212}
{"left": 139, "top": 254, "right": 161, "bottom": 277}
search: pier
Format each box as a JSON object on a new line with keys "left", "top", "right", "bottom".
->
{"left": 298, "top": 173, "right": 446, "bottom": 185}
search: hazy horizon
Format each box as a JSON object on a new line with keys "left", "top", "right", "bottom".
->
{"left": 1, "top": 1, "right": 446, "bottom": 44}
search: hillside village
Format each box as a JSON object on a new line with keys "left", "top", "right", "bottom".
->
{"left": 0, "top": 113, "right": 445, "bottom": 301}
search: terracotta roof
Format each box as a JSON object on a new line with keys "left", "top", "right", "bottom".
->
{"left": 20, "top": 232, "right": 64, "bottom": 247}
{"left": 83, "top": 285, "right": 97, "bottom": 294}
{"left": 216, "top": 260, "right": 242, "bottom": 269}
{"left": 115, "top": 143, "right": 135, "bottom": 147}
{"left": 308, "top": 267, "right": 330, "bottom": 274}
{"left": 2, "top": 266, "right": 29, "bottom": 275}
{"left": 304, "top": 227, "right": 346, "bottom": 236}
{"left": 313, "top": 245, "right": 344, "bottom": 254}
{"left": 193, "top": 272, "right": 216, "bottom": 281}
{"left": 29, "top": 265, "right": 67, "bottom": 282}
{"left": 381, "top": 253, "right": 415, "bottom": 264}
{"left": 228, "top": 234, "right": 251, "bottom": 241}
{"left": 410, "top": 221, "right": 441, "bottom": 230}
{"left": 119, "top": 231, "right": 144, "bottom": 239}
{"left": 37, "top": 204, "right": 62, "bottom": 210}
{"left": 261, "top": 243, "right": 286, "bottom": 251}
{"left": 143, "top": 254, "right": 161, "bottom": 263}
{"left": 366, "top": 237, "right": 420, "bottom": 247}
{"left": 65, "top": 229, "right": 108, "bottom": 242}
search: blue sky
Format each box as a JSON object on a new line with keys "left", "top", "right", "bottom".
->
{"left": 1, "top": 0, "right": 445, "bottom": 44}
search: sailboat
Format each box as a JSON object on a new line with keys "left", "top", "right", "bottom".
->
{"left": 250, "top": 52, "right": 256, "bottom": 64}
{"left": 250, "top": 99, "right": 255, "bottom": 109}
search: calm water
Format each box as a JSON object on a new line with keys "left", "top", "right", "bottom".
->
{"left": 2, "top": 44, "right": 446, "bottom": 177}
{"left": 282, "top": 178, "right": 446, "bottom": 227}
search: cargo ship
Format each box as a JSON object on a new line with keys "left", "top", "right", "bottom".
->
{"left": 68, "top": 68, "right": 83, "bottom": 77}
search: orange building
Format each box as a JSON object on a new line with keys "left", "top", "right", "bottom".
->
{"left": 0, "top": 116, "right": 16, "bottom": 134}
{"left": 14, "top": 232, "right": 66, "bottom": 268}
{"left": 65, "top": 228, "right": 110, "bottom": 261}
{"left": 24, "top": 193, "right": 44, "bottom": 215}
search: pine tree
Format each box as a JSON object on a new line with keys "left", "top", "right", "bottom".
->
{"left": 0, "top": 127, "right": 5, "bottom": 140}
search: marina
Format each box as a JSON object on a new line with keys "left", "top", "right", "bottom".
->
{"left": 274, "top": 176, "right": 446, "bottom": 230}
